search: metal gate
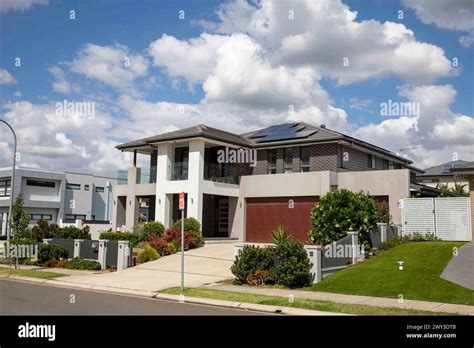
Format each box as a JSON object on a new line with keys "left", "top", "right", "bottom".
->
{"left": 401, "top": 197, "right": 472, "bottom": 241}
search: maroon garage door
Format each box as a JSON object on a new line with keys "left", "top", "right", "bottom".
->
{"left": 245, "top": 196, "right": 318, "bottom": 243}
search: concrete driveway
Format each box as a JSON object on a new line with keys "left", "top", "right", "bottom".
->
{"left": 441, "top": 241, "right": 474, "bottom": 290}
{"left": 55, "top": 242, "right": 237, "bottom": 293}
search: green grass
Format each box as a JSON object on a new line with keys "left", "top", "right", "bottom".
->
{"left": 0, "top": 267, "right": 65, "bottom": 280}
{"left": 161, "top": 287, "right": 453, "bottom": 316}
{"left": 308, "top": 241, "right": 474, "bottom": 305}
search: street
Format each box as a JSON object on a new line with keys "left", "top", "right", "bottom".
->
{"left": 0, "top": 279, "right": 261, "bottom": 315}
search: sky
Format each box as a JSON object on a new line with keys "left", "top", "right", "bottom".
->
{"left": 0, "top": 0, "right": 473, "bottom": 177}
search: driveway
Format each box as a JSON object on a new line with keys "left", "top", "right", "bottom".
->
{"left": 441, "top": 241, "right": 474, "bottom": 290}
{"left": 54, "top": 242, "right": 236, "bottom": 293}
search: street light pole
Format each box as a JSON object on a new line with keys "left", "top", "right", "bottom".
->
{"left": 0, "top": 119, "right": 17, "bottom": 243}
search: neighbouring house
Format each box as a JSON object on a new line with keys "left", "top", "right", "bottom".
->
{"left": 0, "top": 166, "right": 116, "bottom": 237}
{"left": 416, "top": 160, "right": 471, "bottom": 191}
{"left": 112, "top": 122, "right": 432, "bottom": 243}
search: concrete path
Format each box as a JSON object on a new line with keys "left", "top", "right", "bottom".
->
{"left": 209, "top": 284, "right": 474, "bottom": 315}
{"left": 50, "top": 243, "right": 236, "bottom": 293}
{"left": 441, "top": 241, "right": 474, "bottom": 290}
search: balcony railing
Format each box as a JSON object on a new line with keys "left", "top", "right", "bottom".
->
{"left": 117, "top": 166, "right": 157, "bottom": 185}
{"left": 171, "top": 162, "right": 188, "bottom": 181}
{"left": 117, "top": 170, "right": 128, "bottom": 185}
{"left": 204, "top": 163, "right": 240, "bottom": 185}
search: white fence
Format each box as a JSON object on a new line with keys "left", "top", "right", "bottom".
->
{"left": 400, "top": 197, "right": 472, "bottom": 241}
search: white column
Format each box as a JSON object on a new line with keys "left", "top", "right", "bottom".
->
{"left": 1, "top": 213, "right": 7, "bottom": 236}
{"left": 74, "top": 239, "right": 84, "bottom": 258}
{"left": 117, "top": 240, "right": 130, "bottom": 271}
{"left": 156, "top": 143, "right": 173, "bottom": 227}
{"left": 347, "top": 231, "right": 359, "bottom": 264}
{"left": 98, "top": 239, "right": 108, "bottom": 270}
{"left": 187, "top": 139, "right": 204, "bottom": 223}
{"left": 305, "top": 245, "right": 322, "bottom": 283}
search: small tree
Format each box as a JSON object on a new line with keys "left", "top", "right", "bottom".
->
{"left": 308, "top": 189, "right": 378, "bottom": 245}
{"left": 9, "top": 193, "right": 33, "bottom": 269}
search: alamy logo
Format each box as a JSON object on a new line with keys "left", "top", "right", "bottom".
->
{"left": 380, "top": 99, "right": 420, "bottom": 117}
{"left": 217, "top": 147, "right": 257, "bottom": 167}
{"left": 18, "top": 322, "right": 56, "bottom": 341}
{"left": 0, "top": 242, "right": 38, "bottom": 258}
{"left": 55, "top": 99, "right": 95, "bottom": 119}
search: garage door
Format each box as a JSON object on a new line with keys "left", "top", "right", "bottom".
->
{"left": 246, "top": 196, "right": 318, "bottom": 243}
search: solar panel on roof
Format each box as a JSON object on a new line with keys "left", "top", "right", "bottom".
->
{"left": 441, "top": 163, "right": 454, "bottom": 174}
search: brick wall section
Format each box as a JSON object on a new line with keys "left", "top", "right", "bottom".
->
{"left": 252, "top": 149, "right": 268, "bottom": 175}
{"left": 293, "top": 146, "right": 302, "bottom": 172}
{"left": 276, "top": 148, "right": 285, "bottom": 173}
{"left": 340, "top": 145, "right": 370, "bottom": 171}
{"left": 309, "top": 143, "right": 338, "bottom": 171}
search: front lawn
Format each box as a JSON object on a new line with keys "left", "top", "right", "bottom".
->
{"left": 161, "top": 287, "right": 453, "bottom": 316}
{"left": 0, "top": 267, "right": 65, "bottom": 280}
{"left": 308, "top": 241, "right": 474, "bottom": 305}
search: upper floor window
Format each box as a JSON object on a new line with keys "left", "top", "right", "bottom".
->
{"left": 65, "top": 214, "right": 86, "bottom": 220}
{"left": 368, "top": 154, "right": 376, "bottom": 169}
{"left": 95, "top": 186, "right": 105, "bottom": 193}
{"left": 26, "top": 179, "right": 55, "bottom": 188}
{"left": 284, "top": 148, "right": 293, "bottom": 173}
{"left": 267, "top": 149, "right": 277, "bottom": 174}
{"left": 389, "top": 161, "right": 394, "bottom": 170}
{"left": 84, "top": 185, "right": 90, "bottom": 191}
{"left": 0, "top": 180, "right": 11, "bottom": 197}
{"left": 301, "top": 146, "right": 311, "bottom": 172}
{"left": 30, "top": 213, "right": 52, "bottom": 223}
{"left": 66, "top": 183, "right": 81, "bottom": 190}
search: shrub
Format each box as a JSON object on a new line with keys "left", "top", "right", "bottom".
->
{"left": 271, "top": 231, "right": 313, "bottom": 288}
{"left": 173, "top": 217, "right": 203, "bottom": 246}
{"left": 99, "top": 231, "right": 141, "bottom": 245}
{"left": 31, "top": 219, "right": 53, "bottom": 242}
{"left": 137, "top": 243, "right": 160, "bottom": 263}
{"left": 246, "top": 270, "right": 272, "bottom": 286}
{"left": 37, "top": 244, "right": 68, "bottom": 265}
{"left": 231, "top": 245, "right": 273, "bottom": 285}
{"left": 309, "top": 189, "right": 378, "bottom": 245}
{"left": 55, "top": 225, "right": 91, "bottom": 240}
{"left": 141, "top": 221, "right": 165, "bottom": 241}
{"left": 375, "top": 201, "right": 392, "bottom": 224}
{"left": 64, "top": 257, "right": 101, "bottom": 270}
{"left": 380, "top": 232, "right": 440, "bottom": 250}
{"left": 148, "top": 235, "right": 178, "bottom": 256}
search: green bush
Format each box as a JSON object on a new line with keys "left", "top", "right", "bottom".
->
{"left": 55, "top": 225, "right": 91, "bottom": 240}
{"left": 271, "top": 233, "right": 313, "bottom": 288}
{"left": 173, "top": 217, "right": 203, "bottom": 246}
{"left": 141, "top": 221, "right": 165, "bottom": 241}
{"left": 99, "top": 231, "right": 141, "bottom": 245}
{"left": 37, "top": 244, "right": 68, "bottom": 265}
{"left": 231, "top": 245, "right": 273, "bottom": 285}
{"left": 64, "top": 257, "right": 101, "bottom": 270}
{"left": 381, "top": 232, "right": 440, "bottom": 250}
{"left": 308, "top": 189, "right": 378, "bottom": 245}
{"left": 137, "top": 243, "right": 160, "bottom": 263}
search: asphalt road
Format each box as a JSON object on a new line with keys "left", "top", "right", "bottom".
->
{"left": 0, "top": 279, "right": 261, "bottom": 315}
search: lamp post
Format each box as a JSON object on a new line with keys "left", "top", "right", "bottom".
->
{"left": 0, "top": 119, "right": 17, "bottom": 243}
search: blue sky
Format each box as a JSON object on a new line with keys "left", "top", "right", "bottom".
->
{"left": 0, "top": 0, "right": 473, "bottom": 175}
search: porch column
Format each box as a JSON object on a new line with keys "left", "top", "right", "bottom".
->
{"left": 1, "top": 212, "right": 7, "bottom": 236}
{"left": 187, "top": 139, "right": 204, "bottom": 224}
{"left": 125, "top": 166, "right": 139, "bottom": 231}
{"left": 156, "top": 143, "right": 173, "bottom": 227}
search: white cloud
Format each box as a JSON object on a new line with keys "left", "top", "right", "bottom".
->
{"left": 0, "top": 69, "right": 16, "bottom": 85}
{"left": 202, "top": 0, "right": 452, "bottom": 84}
{"left": 0, "top": 0, "right": 47, "bottom": 12}
{"left": 71, "top": 43, "right": 148, "bottom": 93}
{"left": 403, "top": 0, "right": 474, "bottom": 47}
{"left": 49, "top": 66, "right": 77, "bottom": 94}
{"left": 13, "top": 91, "right": 22, "bottom": 98}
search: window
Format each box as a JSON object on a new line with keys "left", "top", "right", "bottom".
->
{"left": 389, "top": 161, "right": 394, "bottom": 170}
{"left": 66, "top": 183, "right": 81, "bottom": 190}
{"left": 267, "top": 149, "right": 277, "bottom": 174}
{"left": 26, "top": 179, "right": 55, "bottom": 188}
{"left": 95, "top": 186, "right": 105, "bottom": 193}
{"left": 65, "top": 214, "right": 86, "bottom": 220}
{"left": 383, "top": 159, "right": 389, "bottom": 170}
{"left": 0, "top": 180, "right": 11, "bottom": 197}
{"left": 84, "top": 185, "right": 90, "bottom": 191}
{"left": 29, "top": 214, "right": 52, "bottom": 222}
{"left": 368, "top": 154, "right": 376, "bottom": 169}
{"left": 301, "top": 146, "right": 311, "bottom": 172}
{"left": 284, "top": 148, "right": 293, "bottom": 173}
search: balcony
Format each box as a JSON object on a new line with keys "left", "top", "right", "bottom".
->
{"left": 204, "top": 163, "right": 240, "bottom": 185}
{"left": 171, "top": 162, "right": 188, "bottom": 181}
{"left": 117, "top": 166, "right": 157, "bottom": 185}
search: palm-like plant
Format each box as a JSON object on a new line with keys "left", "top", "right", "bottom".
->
{"left": 271, "top": 226, "right": 292, "bottom": 246}
{"left": 451, "top": 183, "right": 468, "bottom": 197}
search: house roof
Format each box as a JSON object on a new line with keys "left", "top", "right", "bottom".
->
{"left": 418, "top": 160, "right": 471, "bottom": 177}
{"left": 116, "top": 122, "right": 415, "bottom": 165}
{"left": 450, "top": 161, "right": 474, "bottom": 173}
